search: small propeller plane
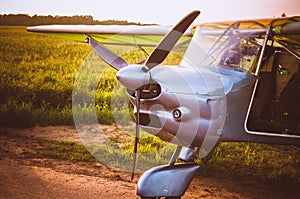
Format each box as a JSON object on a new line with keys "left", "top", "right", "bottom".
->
{"left": 27, "top": 10, "right": 300, "bottom": 198}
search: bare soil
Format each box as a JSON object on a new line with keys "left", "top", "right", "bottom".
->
{"left": 0, "top": 126, "right": 299, "bottom": 199}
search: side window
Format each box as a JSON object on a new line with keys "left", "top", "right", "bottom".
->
{"left": 275, "top": 50, "right": 299, "bottom": 97}
{"left": 247, "top": 48, "right": 300, "bottom": 135}
{"left": 218, "top": 39, "right": 260, "bottom": 73}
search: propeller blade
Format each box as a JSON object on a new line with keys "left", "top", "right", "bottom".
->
{"left": 143, "top": 10, "right": 200, "bottom": 71}
{"left": 89, "top": 37, "right": 129, "bottom": 71}
{"left": 131, "top": 89, "right": 141, "bottom": 180}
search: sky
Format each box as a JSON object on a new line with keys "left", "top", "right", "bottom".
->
{"left": 1, "top": 0, "right": 300, "bottom": 25}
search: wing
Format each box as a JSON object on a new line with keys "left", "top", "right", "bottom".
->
{"left": 27, "top": 25, "right": 193, "bottom": 47}
{"left": 194, "top": 17, "right": 300, "bottom": 51}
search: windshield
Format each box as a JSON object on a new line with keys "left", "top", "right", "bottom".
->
{"left": 182, "top": 26, "right": 262, "bottom": 74}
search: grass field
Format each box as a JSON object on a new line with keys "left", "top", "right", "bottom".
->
{"left": 0, "top": 26, "right": 90, "bottom": 127}
{"left": 0, "top": 26, "right": 299, "bottom": 184}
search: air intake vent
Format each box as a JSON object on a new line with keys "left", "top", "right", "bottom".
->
{"left": 128, "top": 83, "right": 161, "bottom": 99}
{"left": 138, "top": 113, "right": 162, "bottom": 128}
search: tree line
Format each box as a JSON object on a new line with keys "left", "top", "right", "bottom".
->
{"left": 0, "top": 14, "right": 147, "bottom": 26}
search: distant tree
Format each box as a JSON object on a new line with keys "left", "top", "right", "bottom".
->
{"left": 0, "top": 14, "right": 149, "bottom": 26}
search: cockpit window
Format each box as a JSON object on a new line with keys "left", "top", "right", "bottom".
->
{"left": 186, "top": 27, "right": 261, "bottom": 73}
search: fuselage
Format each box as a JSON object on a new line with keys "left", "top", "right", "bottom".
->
{"left": 126, "top": 65, "right": 254, "bottom": 148}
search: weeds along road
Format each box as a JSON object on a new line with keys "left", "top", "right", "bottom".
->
{"left": 0, "top": 126, "right": 299, "bottom": 199}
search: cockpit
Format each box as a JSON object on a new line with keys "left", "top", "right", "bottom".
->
{"left": 181, "top": 20, "right": 263, "bottom": 74}
{"left": 183, "top": 17, "right": 300, "bottom": 136}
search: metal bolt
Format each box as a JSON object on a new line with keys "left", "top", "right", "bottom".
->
{"left": 173, "top": 109, "right": 182, "bottom": 119}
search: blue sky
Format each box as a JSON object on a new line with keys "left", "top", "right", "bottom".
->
{"left": 1, "top": 0, "right": 300, "bottom": 25}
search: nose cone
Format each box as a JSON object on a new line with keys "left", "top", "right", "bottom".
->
{"left": 116, "top": 65, "right": 150, "bottom": 91}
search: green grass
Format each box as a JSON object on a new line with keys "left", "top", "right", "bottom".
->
{"left": 48, "top": 126, "right": 299, "bottom": 183}
{"left": 43, "top": 140, "right": 96, "bottom": 162}
{"left": 89, "top": 133, "right": 176, "bottom": 172}
{"left": 198, "top": 143, "right": 300, "bottom": 184}
{"left": 2, "top": 128, "right": 299, "bottom": 183}
{"left": 0, "top": 26, "right": 90, "bottom": 127}
{"left": 0, "top": 27, "right": 132, "bottom": 127}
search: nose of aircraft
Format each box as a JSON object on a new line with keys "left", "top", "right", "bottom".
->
{"left": 116, "top": 65, "right": 151, "bottom": 91}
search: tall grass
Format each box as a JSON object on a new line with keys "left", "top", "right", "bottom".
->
{"left": 0, "top": 26, "right": 90, "bottom": 127}
{"left": 0, "top": 27, "right": 140, "bottom": 127}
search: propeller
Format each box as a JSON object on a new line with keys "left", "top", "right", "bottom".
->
{"left": 132, "top": 90, "right": 141, "bottom": 180}
{"left": 88, "top": 10, "right": 200, "bottom": 180}
{"left": 89, "top": 37, "right": 129, "bottom": 70}
{"left": 143, "top": 10, "right": 200, "bottom": 72}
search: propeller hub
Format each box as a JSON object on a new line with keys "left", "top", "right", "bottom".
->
{"left": 116, "top": 65, "right": 150, "bottom": 91}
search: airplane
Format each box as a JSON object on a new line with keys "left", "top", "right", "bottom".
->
{"left": 27, "top": 10, "right": 300, "bottom": 199}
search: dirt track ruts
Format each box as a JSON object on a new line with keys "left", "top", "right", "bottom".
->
{"left": 0, "top": 126, "right": 299, "bottom": 199}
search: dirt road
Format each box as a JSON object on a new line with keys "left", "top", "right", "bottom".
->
{"left": 0, "top": 126, "right": 298, "bottom": 199}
